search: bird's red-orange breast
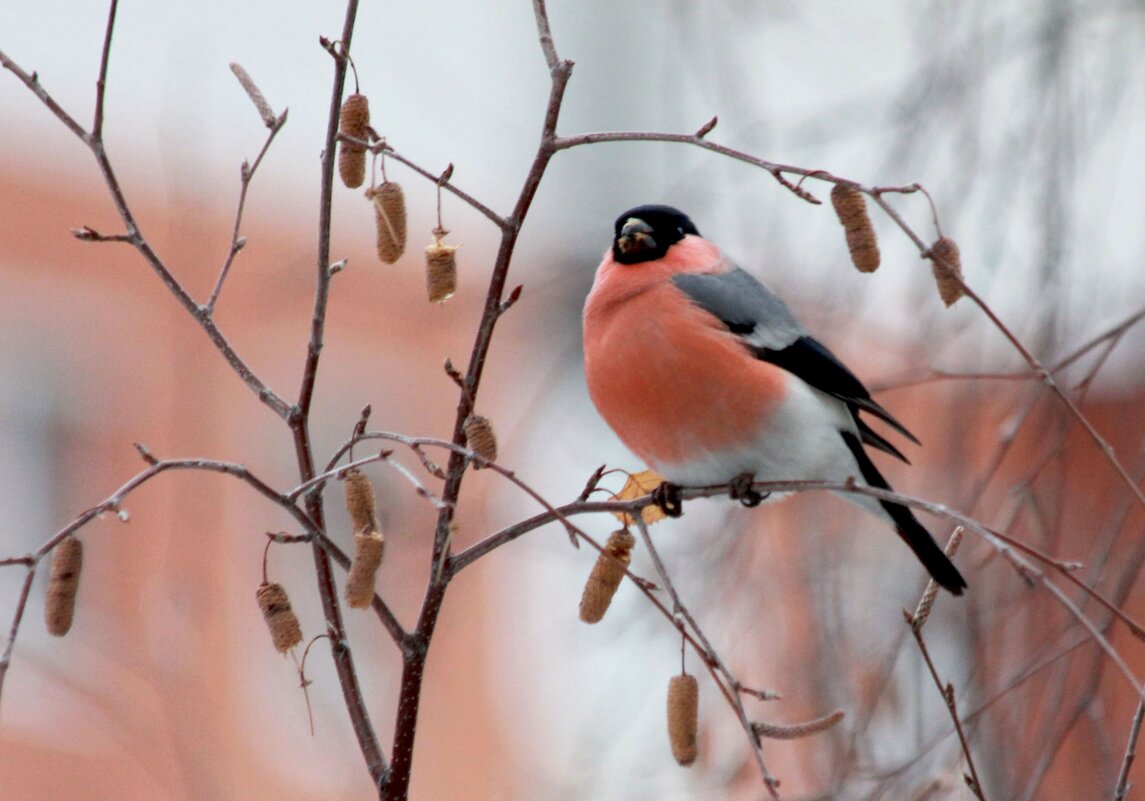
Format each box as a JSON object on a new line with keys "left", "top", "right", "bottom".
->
{"left": 583, "top": 236, "right": 789, "bottom": 468}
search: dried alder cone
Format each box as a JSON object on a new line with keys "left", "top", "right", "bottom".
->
{"left": 256, "top": 581, "right": 303, "bottom": 652}
{"left": 830, "top": 183, "right": 881, "bottom": 273}
{"left": 578, "top": 529, "right": 635, "bottom": 623}
{"left": 368, "top": 182, "right": 407, "bottom": 263}
{"left": 463, "top": 414, "right": 497, "bottom": 466}
{"left": 338, "top": 93, "right": 370, "bottom": 189}
{"left": 425, "top": 241, "right": 458, "bottom": 303}
{"left": 929, "top": 236, "right": 965, "bottom": 306}
{"left": 667, "top": 673, "right": 700, "bottom": 766}
{"left": 45, "top": 535, "right": 83, "bottom": 636}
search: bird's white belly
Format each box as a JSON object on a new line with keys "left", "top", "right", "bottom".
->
{"left": 653, "top": 376, "right": 862, "bottom": 489}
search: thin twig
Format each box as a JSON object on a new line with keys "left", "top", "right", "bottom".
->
{"left": 91, "top": 0, "right": 118, "bottom": 138}
{"left": 532, "top": 0, "right": 560, "bottom": 70}
{"left": 906, "top": 613, "right": 987, "bottom": 799}
{"left": 0, "top": 50, "right": 88, "bottom": 140}
{"left": 1115, "top": 699, "right": 1144, "bottom": 801}
{"left": 1, "top": 26, "right": 292, "bottom": 420}
{"left": 554, "top": 128, "right": 838, "bottom": 204}
{"left": 0, "top": 456, "right": 332, "bottom": 714}
{"left": 206, "top": 110, "right": 289, "bottom": 313}
{"left": 382, "top": 145, "right": 507, "bottom": 230}
{"left": 0, "top": 568, "right": 37, "bottom": 708}
{"left": 633, "top": 516, "right": 782, "bottom": 797}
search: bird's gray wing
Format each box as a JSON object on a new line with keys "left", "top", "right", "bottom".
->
{"left": 671, "top": 267, "right": 919, "bottom": 454}
{"left": 671, "top": 267, "right": 805, "bottom": 351}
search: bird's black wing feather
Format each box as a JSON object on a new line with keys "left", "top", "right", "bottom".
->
{"left": 841, "top": 432, "right": 966, "bottom": 594}
{"left": 759, "top": 336, "right": 920, "bottom": 447}
{"left": 672, "top": 268, "right": 919, "bottom": 451}
{"left": 856, "top": 417, "right": 910, "bottom": 463}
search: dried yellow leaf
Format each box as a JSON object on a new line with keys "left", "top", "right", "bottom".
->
{"left": 611, "top": 469, "right": 668, "bottom": 526}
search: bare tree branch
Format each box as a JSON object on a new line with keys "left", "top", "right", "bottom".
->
{"left": 293, "top": 0, "right": 389, "bottom": 787}
{"left": 0, "top": 13, "right": 292, "bottom": 420}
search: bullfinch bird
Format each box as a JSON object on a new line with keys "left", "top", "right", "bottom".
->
{"left": 582, "top": 204, "right": 966, "bottom": 595}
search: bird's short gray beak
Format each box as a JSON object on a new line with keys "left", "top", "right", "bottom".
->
{"left": 617, "top": 217, "right": 656, "bottom": 255}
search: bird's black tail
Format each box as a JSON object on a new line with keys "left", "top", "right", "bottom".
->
{"left": 841, "top": 432, "right": 967, "bottom": 595}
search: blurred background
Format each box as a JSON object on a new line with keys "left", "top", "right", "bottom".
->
{"left": 2, "top": 1, "right": 1145, "bottom": 799}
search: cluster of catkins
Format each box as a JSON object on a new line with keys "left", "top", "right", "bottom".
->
{"left": 338, "top": 92, "right": 458, "bottom": 303}
{"left": 577, "top": 528, "right": 699, "bottom": 767}
{"left": 255, "top": 467, "right": 388, "bottom": 655}
{"left": 829, "top": 183, "right": 965, "bottom": 306}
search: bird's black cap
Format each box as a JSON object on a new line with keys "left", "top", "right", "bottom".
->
{"left": 612, "top": 205, "right": 700, "bottom": 264}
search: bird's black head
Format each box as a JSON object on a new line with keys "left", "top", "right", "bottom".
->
{"left": 611, "top": 205, "right": 700, "bottom": 265}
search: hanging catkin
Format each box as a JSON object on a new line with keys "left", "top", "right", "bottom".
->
{"left": 338, "top": 93, "right": 370, "bottom": 188}
{"left": 578, "top": 529, "right": 635, "bottom": 623}
{"left": 341, "top": 468, "right": 385, "bottom": 608}
{"left": 343, "top": 468, "right": 379, "bottom": 534}
{"left": 425, "top": 242, "right": 458, "bottom": 303}
{"left": 256, "top": 582, "right": 303, "bottom": 652}
{"left": 368, "top": 182, "right": 407, "bottom": 263}
{"left": 346, "top": 530, "right": 385, "bottom": 608}
{"left": 463, "top": 414, "right": 497, "bottom": 466}
{"left": 45, "top": 536, "right": 83, "bottom": 636}
{"left": 929, "top": 236, "right": 965, "bottom": 306}
{"left": 830, "top": 183, "right": 880, "bottom": 273}
{"left": 667, "top": 673, "right": 699, "bottom": 766}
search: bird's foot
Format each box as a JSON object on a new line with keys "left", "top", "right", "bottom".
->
{"left": 729, "top": 472, "right": 767, "bottom": 507}
{"left": 652, "top": 481, "right": 684, "bottom": 518}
